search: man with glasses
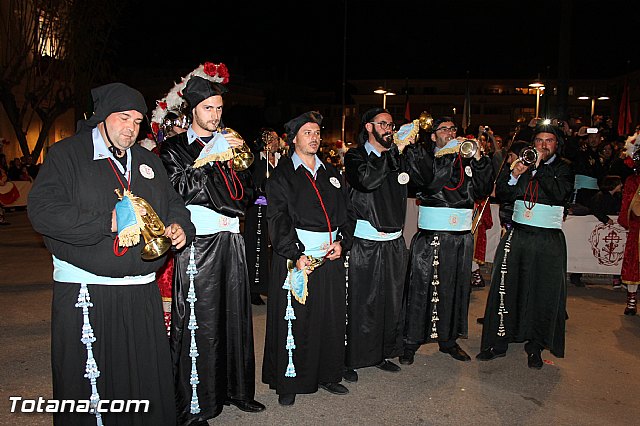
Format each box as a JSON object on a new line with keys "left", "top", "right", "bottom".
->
{"left": 342, "top": 108, "right": 410, "bottom": 383}
{"left": 400, "top": 116, "right": 493, "bottom": 365}
{"left": 477, "top": 121, "right": 573, "bottom": 370}
{"left": 262, "top": 111, "right": 354, "bottom": 406}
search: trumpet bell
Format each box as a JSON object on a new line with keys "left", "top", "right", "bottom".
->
{"left": 140, "top": 225, "right": 172, "bottom": 260}
{"left": 520, "top": 147, "right": 538, "bottom": 166}
{"left": 231, "top": 148, "right": 254, "bottom": 171}
{"left": 222, "top": 127, "right": 255, "bottom": 171}
{"left": 459, "top": 139, "right": 478, "bottom": 158}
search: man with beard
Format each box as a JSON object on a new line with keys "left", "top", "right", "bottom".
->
{"left": 477, "top": 121, "right": 574, "bottom": 369}
{"left": 262, "top": 111, "right": 354, "bottom": 406}
{"left": 160, "top": 75, "right": 265, "bottom": 425}
{"left": 400, "top": 116, "right": 494, "bottom": 365}
{"left": 342, "top": 108, "right": 409, "bottom": 383}
{"left": 28, "top": 82, "right": 195, "bottom": 425}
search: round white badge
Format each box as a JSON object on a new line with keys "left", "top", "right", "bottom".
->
{"left": 330, "top": 176, "right": 341, "bottom": 188}
{"left": 465, "top": 166, "right": 473, "bottom": 177}
{"left": 139, "top": 164, "right": 155, "bottom": 179}
{"left": 398, "top": 172, "right": 410, "bottom": 185}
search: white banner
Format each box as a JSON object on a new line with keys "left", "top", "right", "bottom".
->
{"left": 403, "top": 199, "right": 627, "bottom": 275}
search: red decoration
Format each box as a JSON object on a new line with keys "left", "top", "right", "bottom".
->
{"left": 335, "top": 140, "right": 343, "bottom": 148}
{"left": 158, "top": 101, "right": 167, "bottom": 110}
{"left": 203, "top": 62, "right": 218, "bottom": 76}
{"left": 624, "top": 157, "right": 634, "bottom": 168}
{"left": 216, "top": 63, "right": 230, "bottom": 84}
{"left": 151, "top": 122, "right": 160, "bottom": 135}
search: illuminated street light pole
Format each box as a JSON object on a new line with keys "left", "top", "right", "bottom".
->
{"left": 529, "top": 76, "right": 545, "bottom": 118}
{"left": 373, "top": 86, "right": 395, "bottom": 109}
{"left": 578, "top": 92, "right": 610, "bottom": 124}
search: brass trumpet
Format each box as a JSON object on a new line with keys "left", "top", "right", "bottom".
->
{"left": 220, "top": 127, "right": 254, "bottom": 171}
{"left": 510, "top": 147, "right": 538, "bottom": 170}
{"left": 459, "top": 139, "right": 480, "bottom": 158}
{"left": 115, "top": 189, "right": 172, "bottom": 260}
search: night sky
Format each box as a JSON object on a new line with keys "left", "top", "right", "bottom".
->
{"left": 113, "top": 0, "right": 638, "bottom": 92}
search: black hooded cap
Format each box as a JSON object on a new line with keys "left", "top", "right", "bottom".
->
{"left": 533, "top": 122, "right": 564, "bottom": 145}
{"left": 284, "top": 111, "right": 323, "bottom": 146}
{"left": 359, "top": 107, "right": 388, "bottom": 144}
{"left": 182, "top": 76, "right": 228, "bottom": 111}
{"left": 78, "top": 83, "right": 147, "bottom": 132}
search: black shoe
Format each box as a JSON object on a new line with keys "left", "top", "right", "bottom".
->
{"left": 527, "top": 351, "right": 543, "bottom": 370}
{"left": 278, "top": 393, "right": 296, "bottom": 406}
{"left": 399, "top": 349, "right": 415, "bottom": 365}
{"left": 375, "top": 360, "right": 401, "bottom": 372}
{"left": 343, "top": 368, "right": 358, "bottom": 383}
{"left": 251, "top": 294, "right": 265, "bottom": 305}
{"left": 439, "top": 344, "right": 471, "bottom": 362}
{"left": 224, "top": 398, "right": 266, "bottom": 413}
{"left": 318, "top": 382, "right": 349, "bottom": 395}
{"left": 476, "top": 347, "right": 506, "bottom": 361}
{"left": 570, "top": 273, "right": 584, "bottom": 287}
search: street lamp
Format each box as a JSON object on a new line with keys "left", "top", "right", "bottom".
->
{"left": 578, "top": 92, "right": 610, "bottom": 124}
{"left": 529, "top": 75, "right": 545, "bottom": 118}
{"left": 373, "top": 86, "right": 395, "bottom": 109}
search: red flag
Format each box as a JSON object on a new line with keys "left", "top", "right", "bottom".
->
{"left": 618, "top": 79, "right": 632, "bottom": 136}
{"left": 404, "top": 96, "right": 411, "bottom": 123}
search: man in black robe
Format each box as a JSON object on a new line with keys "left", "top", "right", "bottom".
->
{"left": 244, "top": 128, "right": 282, "bottom": 305}
{"left": 28, "top": 82, "right": 195, "bottom": 425}
{"left": 160, "top": 75, "right": 265, "bottom": 425}
{"left": 401, "top": 116, "right": 494, "bottom": 364}
{"left": 477, "top": 121, "right": 574, "bottom": 369}
{"left": 262, "top": 111, "right": 354, "bottom": 406}
{"left": 342, "top": 108, "right": 409, "bottom": 382}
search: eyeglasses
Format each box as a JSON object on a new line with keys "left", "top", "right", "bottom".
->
{"left": 369, "top": 121, "right": 396, "bottom": 131}
{"left": 435, "top": 126, "right": 458, "bottom": 133}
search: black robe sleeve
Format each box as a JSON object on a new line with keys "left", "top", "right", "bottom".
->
{"left": 266, "top": 171, "right": 305, "bottom": 261}
{"left": 344, "top": 144, "right": 400, "bottom": 192}
{"left": 160, "top": 134, "right": 255, "bottom": 217}
{"left": 28, "top": 142, "right": 112, "bottom": 246}
{"left": 496, "top": 157, "right": 574, "bottom": 206}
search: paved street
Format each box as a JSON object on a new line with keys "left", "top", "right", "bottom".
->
{"left": 0, "top": 209, "right": 638, "bottom": 425}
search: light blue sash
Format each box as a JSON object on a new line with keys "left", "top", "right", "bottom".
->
{"left": 512, "top": 200, "right": 563, "bottom": 229}
{"left": 187, "top": 205, "right": 239, "bottom": 235}
{"left": 574, "top": 174, "right": 599, "bottom": 190}
{"left": 418, "top": 206, "right": 473, "bottom": 231}
{"left": 295, "top": 228, "right": 338, "bottom": 258}
{"left": 53, "top": 256, "right": 155, "bottom": 285}
{"left": 354, "top": 219, "right": 402, "bottom": 241}
{"left": 282, "top": 228, "right": 338, "bottom": 378}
